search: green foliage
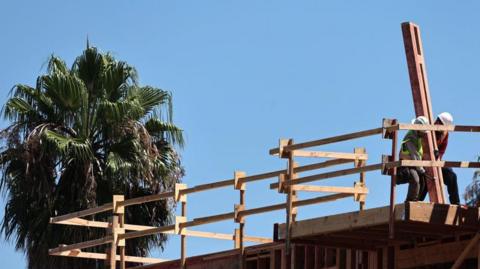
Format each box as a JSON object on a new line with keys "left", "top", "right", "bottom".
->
{"left": 0, "top": 45, "right": 184, "bottom": 269}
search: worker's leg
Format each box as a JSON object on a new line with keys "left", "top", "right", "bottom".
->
{"left": 418, "top": 175, "right": 428, "bottom": 201}
{"left": 442, "top": 167, "right": 460, "bottom": 205}
{"left": 403, "top": 168, "right": 421, "bottom": 202}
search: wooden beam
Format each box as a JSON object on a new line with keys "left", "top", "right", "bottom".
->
{"left": 51, "top": 250, "right": 168, "bottom": 264}
{"left": 291, "top": 150, "right": 368, "bottom": 160}
{"left": 405, "top": 202, "right": 480, "bottom": 227}
{"left": 385, "top": 160, "right": 480, "bottom": 169}
{"left": 402, "top": 21, "right": 445, "bottom": 203}
{"left": 49, "top": 236, "right": 114, "bottom": 255}
{"left": 55, "top": 217, "right": 157, "bottom": 231}
{"left": 290, "top": 185, "right": 368, "bottom": 195}
{"left": 387, "top": 123, "right": 480, "bottom": 132}
{"left": 50, "top": 203, "right": 113, "bottom": 223}
{"left": 270, "top": 164, "right": 383, "bottom": 189}
{"left": 118, "top": 191, "right": 174, "bottom": 207}
{"left": 269, "top": 127, "right": 383, "bottom": 155}
{"left": 276, "top": 204, "right": 405, "bottom": 240}
{"left": 238, "top": 193, "right": 352, "bottom": 218}
{"left": 120, "top": 225, "right": 175, "bottom": 241}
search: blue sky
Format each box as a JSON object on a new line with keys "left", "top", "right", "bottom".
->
{"left": 1, "top": 1, "right": 480, "bottom": 268}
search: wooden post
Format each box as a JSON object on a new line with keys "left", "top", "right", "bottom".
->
{"left": 175, "top": 184, "right": 187, "bottom": 269}
{"left": 401, "top": 22, "right": 445, "bottom": 203}
{"left": 389, "top": 121, "right": 398, "bottom": 240}
{"left": 113, "top": 195, "right": 125, "bottom": 269}
{"left": 234, "top": 170, "right": 246, "bottom": 269}
{"left": 109, "top": 215, "right": 119, "bottom": 269}
{"left": 285, "top": 139, "right": 295, "bottom": 269}
{"left": 354, "top": 148, "right": 367, "bottom": 210}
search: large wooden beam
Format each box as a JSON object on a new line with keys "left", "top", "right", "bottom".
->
{"left": 49, "top": 236, "right": 114, "bottom": 255}
{"left": 292, "top": 150, "right": 368, "bottom": 160}
{"left": 402, "top": 22, "right": 445, "bottom": 203}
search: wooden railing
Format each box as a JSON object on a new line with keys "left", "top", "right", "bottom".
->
{"left": 49, "top": 118, "right": 480, "bottom": 269}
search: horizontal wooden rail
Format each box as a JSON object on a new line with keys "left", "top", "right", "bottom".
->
{"left": 292, "top": 150, "right": 368, "bottom": 160}
{"left": 269, "top": 127, "right": 383, "bottom": 155}
{"left": 120, "top": 225, "right": 175, "bottom": 241}
{"left": 51, "top": 159, "right": 353, "bottom": 224}
{"left": 50, "top": 203, "right": 113, "bottom": 224}
{"left": 119, "top": 191, "right": 174, "bottom": 207}
{"left": 49, "top": 236, "right": 113, "bottom": 255}
{"left": 386, "top": 123, "right": 480, "bottom": 133}
{"left": 290, "top": 185, "right": 368, "bottom": 194}
{"left": 270, "top": 163, "right": 383, "bottom": 189}
{"left": 51, "top": 250, "right": 167, "bottom": 264}
{"left": 384, "top": 160, "right": 480, "bottom": 169}
{"left": 55, "top": 218, "right": 154, "bottom": 231}
{"left": 239, "top": 193, "right": 353, "bottom": 218}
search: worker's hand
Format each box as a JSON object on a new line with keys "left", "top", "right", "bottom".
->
{"left": 417, "top": 167, "right": 426, "bottom": 176}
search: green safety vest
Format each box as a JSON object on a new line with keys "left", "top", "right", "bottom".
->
{"left": 400, "top": 130, "right": 423, "bottom": 159}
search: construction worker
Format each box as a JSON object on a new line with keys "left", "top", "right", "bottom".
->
{"left": 419, "top": 112, "right": 460, "bottom": 204}
{"left": 396, "top": 116, "right": 429, "bottom": 202}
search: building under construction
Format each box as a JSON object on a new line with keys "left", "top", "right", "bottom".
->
{"left": 47, "top": 22, "right": 480, "bottom": 269}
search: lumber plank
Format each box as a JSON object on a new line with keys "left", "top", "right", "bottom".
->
{"left": 49, "top": 236, "right": 114, "bottom": 254}
{"left": 391, "top": 160, "right": 480, "bottom": 169}
{"left": 291, "top": 185, "right": 368, "bottom": 194}
{"left": 390, "top": 123, "right": 480, "bottom": 132}
{"left": 50, "top": 203, "right": 113, "bottom": 223}
{"left": 292, "top": 150, "right": 368, "bottom": 160}
{"left": 276, "top": 204, "right": 406, "bottom": 240}
{"left": 120, "top": 225, "right": 175, "bottom": 240}
{"left": 51, "top": 250, "right": 168, "bottom": 263}
{"left": 270, "top": 164, "right": 383, "bottom": 189}
{"left": 451, "top": 233, "right": 480, "bottom": 269}
{"left": 405, "top": 202, "right": 480, "bottom": 227}
{"left": 269, "top": 127, "right": 383, "bottom": 155}
{"left": 238, "top": 193, "right": 352, "bottom": 218}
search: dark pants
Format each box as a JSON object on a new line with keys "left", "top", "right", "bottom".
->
{"left": 396, "top": 167, "right": 426, "bottom": 202}
{"left": 418, "top": 167, "right": 460, "bottom": 204}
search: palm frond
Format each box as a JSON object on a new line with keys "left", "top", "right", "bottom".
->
{"left": 43, "top": 130, "right": 94, "bottom": 161}
{"left": 145, "top": 118, "right": 184, "bottom": 147}
{"left": 42, "top": 73, "right": 87, "bottom": 111}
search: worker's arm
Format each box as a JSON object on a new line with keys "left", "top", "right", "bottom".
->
{"left": 405, "top": 140, "right": 426, "bottom": 174}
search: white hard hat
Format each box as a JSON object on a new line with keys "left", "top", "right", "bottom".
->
{"left": 437, "top": 112, "right": 453, "bottom": 125}
{"left": 411, "top": 116, "right": 429, "bottom": 125}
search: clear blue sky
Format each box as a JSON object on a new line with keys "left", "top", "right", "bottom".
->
{"left": 1, "top": 1, "right": 480, "bottom": 268}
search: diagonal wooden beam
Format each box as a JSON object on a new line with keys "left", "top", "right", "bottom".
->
{"left": 402, "top": 22, "right": 445, "bottom": 203}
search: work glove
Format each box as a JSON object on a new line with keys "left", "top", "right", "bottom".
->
{"left": 416, "top": 167, "right": 426, "bottom": 176}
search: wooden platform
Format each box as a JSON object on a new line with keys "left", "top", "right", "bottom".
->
{"left": 275, "top": 202, "right": 480, "bottom": 250}
{"left": 136, "top": 202, "right": 480, "bottom": 269}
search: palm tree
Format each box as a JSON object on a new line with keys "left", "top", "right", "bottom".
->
{"left": 0, "top": 45, "right": 184, "bottom": 269}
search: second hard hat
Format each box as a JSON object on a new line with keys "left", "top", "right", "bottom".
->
{"left": 437, "top": 112, "right": 453, "bottom": 126}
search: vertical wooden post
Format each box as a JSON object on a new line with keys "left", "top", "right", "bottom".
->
{"left": 354, "top": 148, "right": 367, "bottom": 210}
{"left": 113, "top": 195, "right": 125, "bottom": 269}
{"left": 175, "top": 183, "right": 187, "bottom": 269}
{"left": 389, "top": 121, "right": 398, "bottom": 240}
{"left": 234, "top": 171, "right": 246, "bottom": 269}
{"left": 109, "top": 215, "right": 119, "bottom": 269}
{"left": 285, "top": 139, "right": 295, "bottom": 269}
